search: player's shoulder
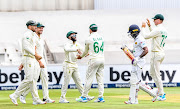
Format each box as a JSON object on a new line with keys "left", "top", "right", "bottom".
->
{"left": 137, "top": 35, "right": 145, "bottom": 42}
{"left": 85, "top": 35, "right": 92, "bottom": 42}
{"left": 64, "top": 39, "right": 72, "bottom": 46}
{"left": 24, "top": 30, "right": 33, "bottom": 35}
{"left": 23, "top": 30, "right": 34, "bottom": 39}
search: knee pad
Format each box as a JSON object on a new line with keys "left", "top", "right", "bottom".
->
{"left": 130, "top": 73, "right": 138, "bottom": 85}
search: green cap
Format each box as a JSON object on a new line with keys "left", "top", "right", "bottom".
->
{"left": 26, "top": 20, "right": 37, "bottom": 26}
{"left": 152, "top": 14, "right": 164, "bottom": 20}
{"left": 37, "top": 22, "right": 45, "bottom": 27}
{"left": 66, "top": 31, "right": 77, "bottom": 37}
{"left": 89, "top": 24, "right": 98, "bottom": 31}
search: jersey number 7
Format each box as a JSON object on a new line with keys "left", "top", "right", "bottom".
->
{"left": 160, "top": 35, "right": 167, "bottom": 47}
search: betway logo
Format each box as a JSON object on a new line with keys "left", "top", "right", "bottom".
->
{"left": 0, "top": 69, "right": 63, "bottom": 84}
{"left": 110, "top": 67, "right": 176, "bottom": 82}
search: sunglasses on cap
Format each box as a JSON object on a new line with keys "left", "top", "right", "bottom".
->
{"left": 70, "top": 34, "right": 76, "bottom": 37}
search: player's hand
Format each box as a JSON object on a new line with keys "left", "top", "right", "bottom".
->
{"left": 132, "top": 57, "right": 140, "bottom": 66}
{"left": 121, "top": 44, "right": 127, "bottom": 50}
{"left": 142, "top": 22, "right": 146, "bottom": 28}
{"left": 77, "top": 55, "right": 82, "bottom": 59}
{"left": 35, "top": 53, "right": 42, "bottom": 61}
{"left": 146, "top": 18, "right": 151, "bottom": 27}
{"left": 77, "top": 49, "right": 82, "bottom": 55}
{"left": 38, "top": 61, "right": 45, "bottom": 68}
{"left": 18, "top": 64, "right": 23, "bottom": 71}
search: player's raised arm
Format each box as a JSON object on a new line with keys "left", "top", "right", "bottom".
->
{"left": 141, "top": 23, "right": 160, "bottom": 39}
{"left": 146, "top": 19, "right": 152, "bottom": 31}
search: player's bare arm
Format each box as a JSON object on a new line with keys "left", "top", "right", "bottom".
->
{"left": 146, "top": 19, "right": 151, "bottom": 27}
{"left": 18, "top": 63, "right": 23, "bottom": 71}
{"left": 77, "top": 49, "right": 82, "bottom": 55}
{"left": 38, "top": 60, "right": 45, "bottom": 68}
{"left": 35, "top": 46, "right": 42, "bottom": 60}
{"left": 139, "top": 47, "right": 148, "bottom": 58}
{"left": 142, "top": 22, "right": 146, "bottom": 28}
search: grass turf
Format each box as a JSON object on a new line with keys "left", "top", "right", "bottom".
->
{"left": 0, "top": 87, "right": 180, "bottom": 109}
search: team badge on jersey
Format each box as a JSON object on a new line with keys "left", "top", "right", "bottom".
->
{"left": 135, "top": 42, "right": 137, "bottom": 44}
{"left": 29, "top": 64, "right": 31, "bottom": 67}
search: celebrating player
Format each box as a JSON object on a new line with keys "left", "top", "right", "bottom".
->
{"left": 76, "top": 24, "right": 105, "bottom": 103}
{"left": 123, "top": 24, "right": 159, "bottom": 104}
{"left": 9, "top": 20, "right": 46, "bottom": 105}
{"left": 141, "top": 14, "right": 167, "bottom": 101}
{"left": 59, "top": 31, "right": 86, "bottom": 103}
{"left": 19, "top": 22, "right": 55, "bottom": 104}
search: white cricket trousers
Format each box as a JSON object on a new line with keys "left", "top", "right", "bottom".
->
{"left": 129, "top": 59, "right": 146, "bottom": 103}
{"left": 61, "top": 62, "right": 84, "bottom": 99}
{"left": 150, "top": 52, "right": 165, "bottom": 95}
{"left": 12, "top": 56, "right": 40, "bottom": 102}
{"left": 82, "top": 58, "right": 104, "bottom": 98}
{"left": 22, "top": 59, "right": 50, "bottom": 99}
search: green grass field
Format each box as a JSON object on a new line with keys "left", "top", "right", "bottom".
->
{"left": 0, "top": 87, "right": 180, "bottom": 109}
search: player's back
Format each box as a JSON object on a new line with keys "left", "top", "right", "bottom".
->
{"left": 86, "top": 32, "right": 104, "bottom": 60}
{"left": 152, "top": 24, "right": 167, "bottom": 52}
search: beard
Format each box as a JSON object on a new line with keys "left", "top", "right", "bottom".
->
{"left": 71, "top": 37, "right": 76, "bottom": 42}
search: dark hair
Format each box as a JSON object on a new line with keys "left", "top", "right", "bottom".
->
{"left": 27, "top": 25, "right": 30, "bottom": 28}
{"left": 92, "top": 29, "right": 97, "bottom": 32}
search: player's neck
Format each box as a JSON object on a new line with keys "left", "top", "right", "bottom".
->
{"left": 36, "top": 32, "right": 41, "bottom": 38}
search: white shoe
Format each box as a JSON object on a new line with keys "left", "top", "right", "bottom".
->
{"left": 59, "top": 98, "right": 69, "bottom": 103}
{"left": 43, "top": 98, "right": 55, "bottom": 103}
{"left": 124, "top": 100, "right": 138, "bottom": 104}
{"left": 152, "top": 88, "right": 159, "bottom": 102}
{"left": 33, "top": 100, "right": 46, "bottom": 105}
{"left": 20, "top": 95, "right": 26, "bottom": 104}
{"left": 135, "top": 99, "right": 138, "bottom": 104}
{"left": 9, "top": 94, "right": 18, "bottom": 106}
{"left": 87, "top": 96, "right": 95, "bottom": 101}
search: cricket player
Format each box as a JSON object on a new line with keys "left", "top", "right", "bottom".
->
{"left": 59, "top": 31, "right": 88, "bottom": 103}
{"left": 76, "top": 24, "right": 105, "bottom": 103}
{"left": 141, "top": 14, "right": 167, "bottom": 101}
{"left": 9, "top": 20, "right": 46, "bottom": 105}
{"left": 19, "top": 23, "right": 55, "bottom": 104}
{"left": 123, "top": 24, "right": 159, "bottom": 104}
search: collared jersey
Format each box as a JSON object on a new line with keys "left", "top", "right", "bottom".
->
{"left": 64, "top": 40, "right": 83, "bottom": 64}
{"left": 133, "top": 35, "right": 147, "bottom": 58}
{"left": 81, "top": 32, "right": 104, "bottom": 60}
{"left": 142, "top": 24, "right": 167, "bottom": 52}
{"left": 22, "top": 29, "right": 36, "bottom": 57}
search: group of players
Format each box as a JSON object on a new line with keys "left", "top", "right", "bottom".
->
{"left": 9, "top": 13, "right": 167, "bottom": 105}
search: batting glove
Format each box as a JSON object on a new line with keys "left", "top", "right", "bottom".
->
{"left": 132, "top": 57, "right": 140, "bottom": 66}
